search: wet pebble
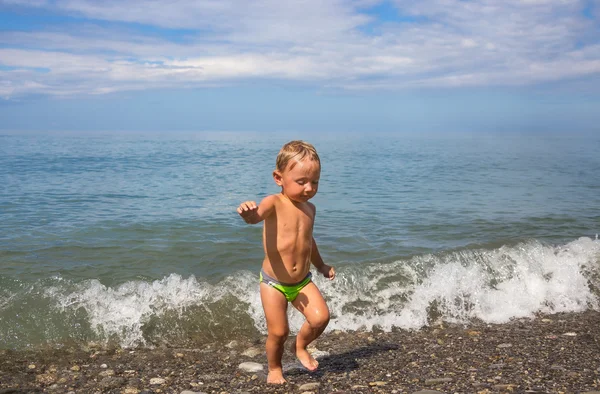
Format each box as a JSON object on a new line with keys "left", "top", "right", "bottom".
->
{"left": 298, "top": 382, "right": 321, "bottom": 390}
{"left": 98, "top": 376, "right": 125, "bottom": 390}
{"left": 149, "top": 377, "right": 166, "bottom": 385}
{"left": 241, "top": 347, "right": 262, "bottom": 357}
{"left": 413, "top": 391, "right": 445, "bottom": 394}
{"left": 98, "top": 369, "right": 115, "bottom": 377}
{"left": 424, "top": 377, "right": 453, "bottom": 385}
{"left": 238, "top": 362, "right": 263, "bottom": 372}
{"left": 226, "top": 340, "right": 239, "bottom": 349}
{"left": 36, "top": 373, "right": 57, "bottom": 385}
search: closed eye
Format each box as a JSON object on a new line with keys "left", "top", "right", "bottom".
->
{"left": 296, "top": 178, "right": 319, "bottom": 185}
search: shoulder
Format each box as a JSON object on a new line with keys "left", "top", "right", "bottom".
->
{"left": 260, "top": 194, "right": 280, "bottom": 206}
{"left": 258, "top": 194, "right": 280, "bottom": 216}
{"left": 307, "top": 202, "right": 317, "bottom": 215}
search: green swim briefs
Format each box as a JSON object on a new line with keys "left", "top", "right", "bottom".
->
{"left": 259, "top": 269, "right": 312, "bottom": 302}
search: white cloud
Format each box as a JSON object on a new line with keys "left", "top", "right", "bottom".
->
{"left": 0, "top": 0, "right": 598, "bottom": 98}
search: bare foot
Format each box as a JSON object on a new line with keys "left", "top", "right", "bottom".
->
{"left": 290, "top": 341, "right": 319, "bottom": 371}
{"left": 267, "top": 369, "right": 286, "bottom": 384}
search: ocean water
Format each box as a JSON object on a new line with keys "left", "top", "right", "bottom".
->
{"left": 1, "top": 130, "right": 599, "bottom": 350}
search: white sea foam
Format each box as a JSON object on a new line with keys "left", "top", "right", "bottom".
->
{"left": 41, "top": 237, "right": 599, "bottom": 347}
{"left": 325, "top": 237, "right": 600, "bottom": 331}
{"left": 48, "top": 274, "right": 220, "bottom": 347}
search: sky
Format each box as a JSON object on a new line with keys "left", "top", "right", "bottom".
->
{"left": 0, "top": 0, "right": 599, "bottom": 133}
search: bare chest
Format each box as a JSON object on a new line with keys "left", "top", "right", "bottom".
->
{"left": 274, "top": 203, "right": 314, "bottom": 236}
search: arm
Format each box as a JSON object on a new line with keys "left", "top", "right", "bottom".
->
{"left": 237, "top": 195, "right": 277, "bottom": 224}
{"left": 311, "top": 237, "right": 335, "bottom": 280}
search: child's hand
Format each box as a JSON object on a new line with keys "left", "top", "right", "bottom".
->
{"left": 237, "top": 201, "right": 258, "bottom": 223}
{"left": 319, "top": 264, "right": 335, "bottom": 280}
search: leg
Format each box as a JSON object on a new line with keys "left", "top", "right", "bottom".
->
{"left": 291, "top": 282, "right": 330, "bottom": 371}
{"left": 260, "top": 282, "right": 289, "bottom": 384}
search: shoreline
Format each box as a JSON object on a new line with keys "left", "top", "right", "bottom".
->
{"left": 1, "top": 310, "right": 599, "bottom": 393}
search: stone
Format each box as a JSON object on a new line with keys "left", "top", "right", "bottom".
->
{"left": 496, "top": 343, "right": 512, "bottom": 348}
{"left": 71, "top": 365, "right": 80, "bottom": 372}
{"left": 226, "top": 340, "right": 239, "bottom": 349}
{"left": 99, "top": 376, "right": 125, "bottom": 390}
{"left": 424, "top": 377, "right": 453, "bottom": 385}
{"left": 298, "top": 382, "right": 321, "bottom": 390}
{"left": 99, "top": 369, "right": 115, "bottom": 377}
{"left": 309, "top": 350, "right": 330, "bottom": 359}
{"left": 412, "top": 391, "right": 445, "bottom": 394}
{"left": 238, "top": 362, "right": 263, "bottom": 373}
{"left": 122, "top": 388, "right": 140, "bottom": 394}
{"left": 493, "top": 384, "right": 515, "bottom": 390}
{"left": 241, "top": 347, "right": 262, "bottom": 358}
{"left": 149, "top": 377, "right": 166, "bottom": 385}
{"left": 36, "top": 373, "right": 57, "bottom": 385}
{"left": 369, "top": 381, "right": 387, "bottom": 386}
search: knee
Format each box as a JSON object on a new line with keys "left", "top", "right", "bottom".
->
{"left": 309, "top": 309, "right": 330, "bottom": 329}
{"left": 268, "top": 327, "right": 289, "bottom": 342}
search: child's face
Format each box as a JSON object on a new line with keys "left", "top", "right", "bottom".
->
{"left": 275, "top": 158, "right": 321, "bottom": 203}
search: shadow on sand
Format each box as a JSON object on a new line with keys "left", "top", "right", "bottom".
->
{"left": 286, "top": 341, "right": 400, "bottom": 377}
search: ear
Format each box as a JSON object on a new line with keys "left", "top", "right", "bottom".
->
{"left": 273, "top": 170, "right": 283, "bottom": 186}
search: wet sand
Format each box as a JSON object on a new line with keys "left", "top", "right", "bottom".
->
{"left": 1, "top": 310, "right": 599, "bottom": 393}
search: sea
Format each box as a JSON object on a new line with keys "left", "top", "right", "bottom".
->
{"left": 1, "top": 130, "right": 599, "bottom": 350}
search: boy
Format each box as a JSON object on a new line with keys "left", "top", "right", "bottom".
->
{"left": 237, "top": 140, "right": 335, "bottom": 384}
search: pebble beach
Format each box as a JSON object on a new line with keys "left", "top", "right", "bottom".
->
{"left": 1, "top": 310, "right": 599, "bottom": 394}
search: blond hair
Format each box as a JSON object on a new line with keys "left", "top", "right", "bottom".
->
{"left": 275, "top": 140, "right": 320, "bottom": 172}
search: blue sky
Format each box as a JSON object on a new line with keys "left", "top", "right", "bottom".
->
{"left": 0, "top": 0, "right": 599, "bottom": 133}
